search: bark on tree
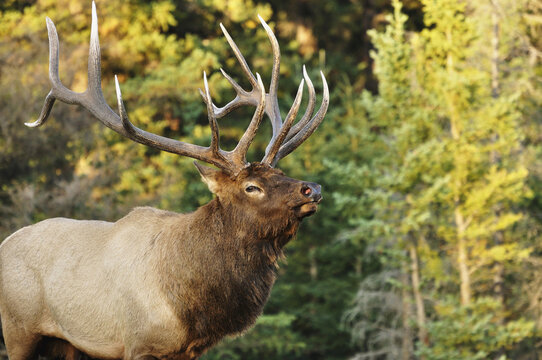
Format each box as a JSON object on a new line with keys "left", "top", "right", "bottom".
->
{"left": 447, "top": 28, "right": 472, "bottom": 306}
{"left": 409, "top": 239, "right": 428, "bottom": 349}
{"left": 490, "top": 1, "right": 506, "bottom": 357}
{"left": 400, "top": 269, "right": 413, "bottom": 360}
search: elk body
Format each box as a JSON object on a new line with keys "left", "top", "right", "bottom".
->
{"left": 0, "top": 3, "right": 328, "bottom": 360}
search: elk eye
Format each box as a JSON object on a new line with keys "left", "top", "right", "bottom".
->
{"left": 245, "top": 185, "right": 261, "bottom": 193}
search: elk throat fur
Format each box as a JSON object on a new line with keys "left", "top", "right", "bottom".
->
{"left": 150, "top": 197, "right": 300, "bottom": 352}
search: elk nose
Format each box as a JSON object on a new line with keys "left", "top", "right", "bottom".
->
{"left": 301, "top": 182, "right": 322, "bottom": 203}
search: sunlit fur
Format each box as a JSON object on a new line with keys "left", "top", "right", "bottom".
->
{"left": 0, "top": 163, "right": 320, "bottom": 360}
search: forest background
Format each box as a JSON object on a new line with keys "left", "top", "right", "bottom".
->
{"left": 1, "top": 0, "right": 541, "bottom": 359}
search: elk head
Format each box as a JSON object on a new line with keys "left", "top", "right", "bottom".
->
{"left": 196, "top": 162, "right": 321, "bottom": 216}
{"left": 28, "top": 2, "right": 329, "bottom": 232}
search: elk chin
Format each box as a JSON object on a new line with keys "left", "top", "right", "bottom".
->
{"left": 295, "top": 202, "right": 319, "bottom": 219}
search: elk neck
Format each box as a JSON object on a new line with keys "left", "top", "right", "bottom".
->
{"left": 191, "top": 196, "right": 301, "bottom": 265}
{"left": 153, "top": 196, "right": 301, "bottom": 343}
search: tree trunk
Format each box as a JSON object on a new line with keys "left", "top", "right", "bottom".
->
{"left": 409, "top": 241, "right": 428, "bottom": 349}
{"left": 400, "top": 269, "right": 413, "bottom": 360}
{"left": 490, "top": 0, "right": 505, "bottom": 307}
{"left": 490, "top": 1, "right": 506, "bottom": 357}
{"left": 456, "top": 208, "right": 471, "bottom": 306}
{"left": 446, "top": 28, "right": 472, "bottom": 307}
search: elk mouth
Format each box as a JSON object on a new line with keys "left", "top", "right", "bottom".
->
{"left": 294, "top": 199, "right": 322, "bottom": 219}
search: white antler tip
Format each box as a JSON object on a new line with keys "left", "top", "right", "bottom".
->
{"left": 90, "top": 0, "right": 99, "bottom": 43}
{"left": 320, "top": 71, "right": 327, "bottom": 83}
{"left": 24, "top": 121, "right": 38, "bottom": 128}
{"left": 301, "top": 65, "right": 314, "bottom": 92}
{"left": 114, "top": 75, "right": 121, "bottom": 96}
{"left": 257, "top": 14, "right": 266, "bottom": 24}
{"left": 320, "top": 71, "right": 329, "bottom": 94}
{"left": 45, "top": 17, "right": 57, "bottom": 33}
{"left": 255, "top": 72, "right": 264, "bottom": 87}
{"left": 258, "top": 15, "right": 271, "bottom": 29}
{"left": 92, "top": 1, "right": 97, "bottom": 19}
{"left": 203, "top": 71, "right": 212, "bottom": 100}
{"left": 219, "top": 23, "right": 229, "bottom": 37}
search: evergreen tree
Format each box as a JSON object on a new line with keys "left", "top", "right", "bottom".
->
{"left": 344, "top": 0, "right": 539, "bottom": 358}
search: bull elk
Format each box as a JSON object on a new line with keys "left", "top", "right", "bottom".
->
{"left": 0, "top": 2, "right": 329, "bottom": 359}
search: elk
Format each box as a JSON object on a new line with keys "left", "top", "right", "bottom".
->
{"left": 0, "top": 2, "right": 328, "bottom": 360}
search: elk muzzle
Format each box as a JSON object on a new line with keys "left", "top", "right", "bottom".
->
{"left": 296, "top": 182, "right": 322, "bottom": 218}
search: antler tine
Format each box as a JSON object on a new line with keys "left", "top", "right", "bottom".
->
{"left": 198, "top": 68, "right": 257, "bottom": 118}
{"left": 219, "top": 68, "right": 247, "bottom": 97}
{"left": 25, "top": 17, "right": 80, "bottom": 127}
{"left": 232, "top": 73, "right": 267, "bottom": 165}
{"left": 203, "top": 71, "right": 222, "bottom": 157}
{"left": 284, "top": 65, "right": 316, "bottom": 143}
{"left": 220, "top": 23, "right": 258, "bottom": 89}
{"left": 88, "top": 1, "right": 102, "bottom": 97}
{"left": 257, "top": 15, "right": 282, "bottom": 136}
{"left": 114, "top": 75, "right": 133, "bottom": 134}
{"left": 262, "top": 79, "right": 304, "bottom": 165}
{"left": 85, "top": 1, "right": 126, "bottom": 128}
{"left": 271, "top": 71, "right": 329, "bottom": 167}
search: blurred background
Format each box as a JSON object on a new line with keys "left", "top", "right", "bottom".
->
{"left": 1, "top": 0, "right": 541, "bottom": 359}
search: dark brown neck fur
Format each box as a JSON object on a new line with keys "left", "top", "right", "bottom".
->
{"left": 156, "top": 198, "right": 300, "bottom": 355}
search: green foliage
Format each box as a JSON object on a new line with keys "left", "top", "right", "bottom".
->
{"left": 202, "top": 313, "right": 306, "bottom": 359}
{"left": 340, "top": 0, "right": 542, "bottom": 358}
{"left": 416, "top": 298, "right": 535, "bottom": 360}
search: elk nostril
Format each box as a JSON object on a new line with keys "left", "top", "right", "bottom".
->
{"left": 301, "top": 186, "right": 312, "bottom": 196}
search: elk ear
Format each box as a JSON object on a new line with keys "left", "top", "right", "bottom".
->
{"left": 194, "top": 161, "right": 222, "bottom": 194}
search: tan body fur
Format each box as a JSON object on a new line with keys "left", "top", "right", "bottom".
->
{"left": 1, "top": 208, "right": 191, "bottom": 358}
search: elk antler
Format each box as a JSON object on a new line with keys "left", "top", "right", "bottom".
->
{"left": 29, "top": 2, "right": 328, "bottom": 174}
{"left": 201, "top": 16, "right": 329, "bottom": 167}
